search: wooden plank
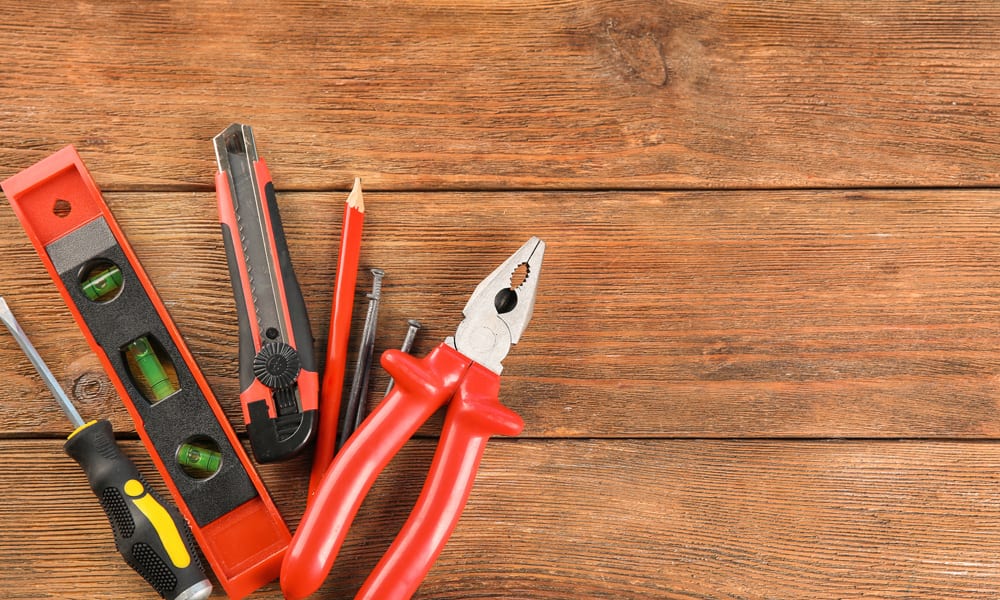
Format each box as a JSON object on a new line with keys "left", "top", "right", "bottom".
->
{"left": 1, "top": 189, "right": 998, "bottom": 438}
{"left": 2, "top": 438, "right": 999, "bottom": 598}
{"left": 1, "top": 1, "right": 999, "bottom": 189}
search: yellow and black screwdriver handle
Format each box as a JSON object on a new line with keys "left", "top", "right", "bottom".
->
{"left": 65, "top": 419, "right": 211, "bottom": 600}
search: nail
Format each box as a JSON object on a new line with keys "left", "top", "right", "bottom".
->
{"left": 384, "top": 319, "right": 421, "bottom": 396}
{"left": 336, "top": 269, "right": 385, "bottom": 452}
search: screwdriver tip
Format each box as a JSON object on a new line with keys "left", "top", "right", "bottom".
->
{"left": 0, "top": 296, "right": 11, "bottom": 323}
{"left": 346, "top": 177, "right": 364, "bottom": 213}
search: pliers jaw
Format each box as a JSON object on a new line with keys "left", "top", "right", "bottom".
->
{"left": 448, "top": 236, "right": 545, "bottom": 374}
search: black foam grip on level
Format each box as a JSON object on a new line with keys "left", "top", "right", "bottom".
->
{"left": 49, "top": 218, "right": 257, "bottom": 526}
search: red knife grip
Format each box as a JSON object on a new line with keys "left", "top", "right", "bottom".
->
{"left": 281, "top": 343, "right": 470, "bottom": 600}
{"left": 356, "top": 361, "right": 523, "bottom": 600}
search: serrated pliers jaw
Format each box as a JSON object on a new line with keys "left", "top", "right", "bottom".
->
{"left": 448, "top": 236, "right": 545, "bottom": 374}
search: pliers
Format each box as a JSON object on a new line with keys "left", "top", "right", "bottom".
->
{"left": 281, "top": 236, "right": 546, "bottom": 600}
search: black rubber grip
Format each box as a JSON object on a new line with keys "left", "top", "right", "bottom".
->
{"left": 262, "top": 181, "right": 315, "bottom": 373}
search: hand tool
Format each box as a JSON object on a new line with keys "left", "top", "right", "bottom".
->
{"left": 336, "top": 268, "right": 385, "bottom": 451}
{"left": 0, "top": 297, "right": 212, "bottom": 600}
{"left": 2, "top": 146, "right": 290, "bottom": 600}
{"left": 282, "top": 237, "right": 545, "bottom": 600}
{"left": 311, "top": 177, "right": 365, "bottom": 494}
{"left": 214, "top": 123, "right": 318, "bottom": 463}
{"left": 384, "top": 319, "right": 421, "bottom": 396}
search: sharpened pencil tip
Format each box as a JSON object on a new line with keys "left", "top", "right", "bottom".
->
{"left": 346, "top": 177, "right": 364, "bottom": 213}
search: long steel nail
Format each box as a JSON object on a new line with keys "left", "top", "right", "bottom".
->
{"left": 384, "top": 319, "right": 421, "bottom": 396}
{"left": 337, "top": 269, "right": 385, "bottom": 452}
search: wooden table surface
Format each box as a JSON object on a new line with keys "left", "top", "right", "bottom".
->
{"left": 2, "top": 2, "right": 1000, "bottom": 598}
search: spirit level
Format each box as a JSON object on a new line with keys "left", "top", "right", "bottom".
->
{"left": 1, "top": 146, "right": 290, "bottom": 600}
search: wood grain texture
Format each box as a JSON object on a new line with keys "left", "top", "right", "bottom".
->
{"left": 1, "top": 1, "right": 999, "bottom": 189}
{"left": 3, "top": 2, "right": 1000, "bottom": 598}
{"left": 0, "top": 190, "right": 998, "bottom": 438}
{"left": 3, "top": 439, "right": 1000, "bottom": 599}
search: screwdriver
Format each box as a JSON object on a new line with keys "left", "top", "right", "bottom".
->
{"left": 0, "top": 297, "right": 213, "bottom": 600}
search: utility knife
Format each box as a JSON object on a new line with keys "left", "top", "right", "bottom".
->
{"left": 214, "top": 123, "right": 318, "bottom": 463}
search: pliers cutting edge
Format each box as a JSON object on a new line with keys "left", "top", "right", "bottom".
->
{"left": 281, "top": 236, "right": 546, "bottom": 600}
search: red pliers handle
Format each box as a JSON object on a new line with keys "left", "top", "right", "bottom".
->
{"left": 359, "top": 347, "right": 523, "bottom": 599}
{"left": 282, "top": 343, "right": 522, "bottom": 599}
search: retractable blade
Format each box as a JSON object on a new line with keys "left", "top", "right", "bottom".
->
{"left": 214, "top": 123, "right": 318, "bottom": 463}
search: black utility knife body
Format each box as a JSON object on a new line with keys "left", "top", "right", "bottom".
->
{"left": 214, "top": 123, "right": 318, "bottom": 462}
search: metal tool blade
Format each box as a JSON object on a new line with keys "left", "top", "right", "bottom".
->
{"left": 0, "top": 296, "right": 85, "bottom": 428}
{"left": 213, "top": 123, "right": 288, "bottom": 344}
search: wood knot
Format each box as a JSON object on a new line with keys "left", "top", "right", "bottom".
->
{"left": 72, "top": 370, "right": 109, "bottom": 402}
{"left": 66, "top": 355, "right": 117, "bottom": 415}
{"left": 604, "top": 19, "right": 668, "bottom": 86}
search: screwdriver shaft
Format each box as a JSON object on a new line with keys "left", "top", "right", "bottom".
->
{"left": 0, "top": 297, "right": 85, "bottom": 428}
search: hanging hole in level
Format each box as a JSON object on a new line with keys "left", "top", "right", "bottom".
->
{"left": 53, "top": 199, "right": 72, "bottom": 218}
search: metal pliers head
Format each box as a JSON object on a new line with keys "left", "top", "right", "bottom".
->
{"left": 448, "top": 236, "right": 545, "bottom": 374}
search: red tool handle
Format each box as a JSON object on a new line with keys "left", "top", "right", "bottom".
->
{"left": 282, "top": 343, "right": 470, "bottom": 600}
{"left": 356, "top": 360, "right": 523, "bottom": 600}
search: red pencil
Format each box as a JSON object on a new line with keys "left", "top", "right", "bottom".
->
{"left": 310, "top": 177, "right": 365, "bottom": 495}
